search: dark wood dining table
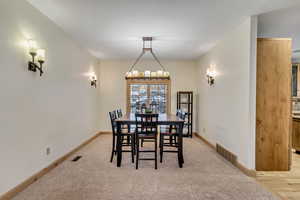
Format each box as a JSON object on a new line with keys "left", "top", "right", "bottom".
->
{"left": 115, "top": 113, "right": 185, "bottom": 168}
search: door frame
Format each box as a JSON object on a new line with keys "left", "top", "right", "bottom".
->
{"left": 126, "top": 79, "right": 171, "bottom": 114}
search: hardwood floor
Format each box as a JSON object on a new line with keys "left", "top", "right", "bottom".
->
{"left": 256, "top": 151, "right": 300, "bottom": 200}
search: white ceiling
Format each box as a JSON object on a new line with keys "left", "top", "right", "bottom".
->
{"left": 258, "top": 5, "right": 300, "bottom": 62}
{"left": 27, "top": 0, "right": 300, "bottom": 60}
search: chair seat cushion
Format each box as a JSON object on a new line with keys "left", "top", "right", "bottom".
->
{"left": 160, "top": 126, "right": 177, "bottom": 133}
{"left": 114, "top": 128, "right": 134, "bottom": 134}
{"left": 160, "top": 128, "right": 177, "bottom": 134}
{"left": 138, "top": 134, "right": 156, "bottom": 138}
{"left": 160, "top": 127, "right": 170, "bottom": 132}
{"left": 121, "top": 124, "right": 128, "bottom": 129}
{"left": 161, "top": 132, "right": 178, "bottom": 136}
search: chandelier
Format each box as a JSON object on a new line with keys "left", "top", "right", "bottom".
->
{"left": 125, "top": 37, "right": 170, "bottom": 80}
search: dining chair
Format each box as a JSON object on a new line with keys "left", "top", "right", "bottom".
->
{"left": 109, "top": 110, "right": 135, "bottom": 163}
{"left": 159, "top": 111, "right": 186, "bottom": 163}
{"left": 135, "top": 113, "right": 159, "bottom": 169}
{"left": 117, "top": 108, "right": 135, "bottom": 132}
{"left": 160, "top": 109, "right": 182, "bottom": 146}
{"left": 116, "top": 108, "right": 130, "bottom": 144}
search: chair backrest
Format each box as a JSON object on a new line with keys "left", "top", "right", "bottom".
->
{"left": 141, "top": 103, "right": 147, "bottom": 113}
{"left": 179, "top": 111, "right": 187, "bottom": 121}
{"left": 109, "top": 110, "right": 118, "bottom": 134}
{"left": 176, "top": 109, "right": 181, "bottom": 117}
{"left": 135, "top": 102, "right": 141, "bottom": 113}
{"left": 150, "top": 101, "right": 158, "bottom": 113}
{"left": 116, "top": 109, "right": 123, "bottom": 118}
{"left": 135, "top": 113, "right": 159, "bottom": 135}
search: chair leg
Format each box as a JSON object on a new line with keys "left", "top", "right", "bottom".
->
{"left": 160, "top": 135, "right": 163, "bottom": 163}
{"left": 155, "top": 136, "right": 158, "bottom": 170}
{"left": 110, "top": 135, "right": 116, "bottom": 162}
{"left": 131, "top": 135, "right": 134, "bottom": 163}
{"left": 133, "top": 134, "right": 136, "bottom": 155}
{"left": 136, "top": 136, "right": 139, "bottom": 170}
{"left": 127, "top": 135, "right": 130, "bottom": 145}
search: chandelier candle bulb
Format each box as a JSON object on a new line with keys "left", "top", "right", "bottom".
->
{"left": 132, "top": 70, "right": 139, "bottom": 77}
{"left": 126, "top": 72, "right": 133, "bottom": 77}
{"left": 151, "top": 71, "right": 157, "bottom": 77}
{"left": 163, "top": 71, "right": 170, "bottom": 77}
{"left": 157, "top": 70, "right": 163, "bottom": 77}
{"left": 145, "top": 70, "right": 151, "bottom": 77}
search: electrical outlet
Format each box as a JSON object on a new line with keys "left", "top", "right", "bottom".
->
{"left": 46, "top": 147, "right": 51, "bottom": 155}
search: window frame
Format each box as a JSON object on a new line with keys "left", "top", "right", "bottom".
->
{"left": 126, "top": 79, "right": 171, "bottom": 114}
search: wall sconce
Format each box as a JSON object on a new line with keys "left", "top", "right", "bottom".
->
{"left": 27, "top": 39, "right": 45, "bottom": 76}
{"left": 206, "top": 65, "right": 216, "bottom": 86}
{"left": 89, "top": 72, "right": 97, "bottom": 88}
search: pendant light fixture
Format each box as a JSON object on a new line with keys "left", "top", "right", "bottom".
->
{"left": 125, "top": 37, "right": 170, "bottom": 80}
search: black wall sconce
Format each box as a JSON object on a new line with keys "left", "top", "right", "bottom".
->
{"left": 27, "top": 40, "right": 45, "bottom": 76}
{"left": 206, "top": 65, "right": 216, "bottom": 86}
{"left": 90, "top": 72, "right": 97, "bottom": 88}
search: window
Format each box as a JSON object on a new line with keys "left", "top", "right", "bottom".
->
{"left": 126, "top": 79, "right": 170, "bottom": 114}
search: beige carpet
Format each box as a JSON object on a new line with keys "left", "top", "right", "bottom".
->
{"left": 13, "top": 134, "right": 279, "bottom": 200}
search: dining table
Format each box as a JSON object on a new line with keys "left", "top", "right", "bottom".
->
{"left": 115, "top": 113, "right": 185, "bottom": 168}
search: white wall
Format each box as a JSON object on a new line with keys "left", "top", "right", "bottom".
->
{"left": 196, "top": 17, "right": 257, "bottom": 169}
{"left": 257, "top": 5, "right": 300, "bottom": 62}
{"left": 98, "top": 60, "right": 198, "bottom": 131}
{"left": 0, "top": 0, "right": 101, "bottom": 196}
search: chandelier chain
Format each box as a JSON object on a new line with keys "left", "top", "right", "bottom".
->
{"left": 128, "top": 37, "right": 166, "bottom": 72}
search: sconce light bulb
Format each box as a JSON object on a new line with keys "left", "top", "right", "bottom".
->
{"left": 206, "top": 68, "right": 210, "bottom": 75}
{"left": 210, "top": 70, "right": 216, "bottom": 77}
{"left": 37, "top": 49, "right": 46, "bottom": 62}
{"left": 206, "top": 67, "right": 216, "bottom": 78}
{"left": 89, "top": 72, "right": 97, "bottom": 81}
{"left": 28, "top": 39, "right": 37, "bottom": 54}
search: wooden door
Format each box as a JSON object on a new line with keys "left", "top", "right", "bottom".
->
{"left": 256, "top": 38, "right": 292, "bottom": 171}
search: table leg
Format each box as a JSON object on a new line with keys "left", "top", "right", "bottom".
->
{"left": 178, "top": 122, "right": 184, "bottom": 168}
{"left": 117, "top": 122, "right": 122, "bottom": 167}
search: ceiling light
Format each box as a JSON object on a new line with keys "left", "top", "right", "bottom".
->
{"left": 125, "top": 37, "right": 170, "bottom": 80}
